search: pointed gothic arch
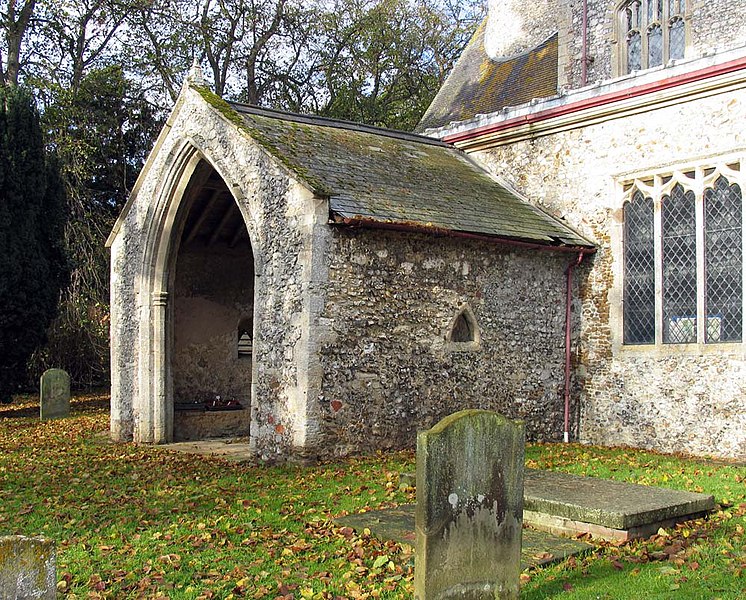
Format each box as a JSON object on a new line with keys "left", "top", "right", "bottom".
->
{"left": 447, "top": 304, "right": 481, "bottom": 351}
{"left": 135, "top": 142, "right": 258, "bottom": 443}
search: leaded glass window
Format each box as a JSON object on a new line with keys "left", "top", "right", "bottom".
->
{"left": 669, "top": 17, "right": 685, "bottom": 60}
{"left": 623, "top": 165, "right": 744, "bottom": 347}
{"left": 648, "top": 25, "right": 663, "bottom": 68}
{"left": 628, "top": 31, "right": 642, "bottom": 71}
{"left": 662, "top": 185, "right": 697, "bottom": 343}
{"left": 619, "top": 0, "right": 688, "bottom": 74}
{"left": 624, "top": 193, "right": 655, "bottom": 344}
{"left": 705, "top": 177, "right": 743, "bottom": 342}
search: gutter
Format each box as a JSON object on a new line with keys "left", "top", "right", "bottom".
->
{"left": 442, "top": 53, "right": 746, "bottom": 148}
{"left": 564, "top": 253, "right": 584, "bottom": 443}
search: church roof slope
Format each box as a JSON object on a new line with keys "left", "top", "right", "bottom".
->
{"left": 417, "top": 21, "right": 558, "bottom": 132}
{"left": 228, "top": 100, "right": 590, "bottom": 248}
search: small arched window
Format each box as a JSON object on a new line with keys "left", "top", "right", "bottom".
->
{"left": 447, "top": 305, "right": 480, "bottom": 350}
{"left": 619, "top": 0, "right": 687, "bottom": 74}
{"left": 237, "top": 318, "right": 253, "bottom": 357}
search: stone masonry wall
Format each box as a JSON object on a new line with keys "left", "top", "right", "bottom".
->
{"left": 110, "top": 86, "right": 323, "bottom": 458}
{"left": 560, "top": 0, "right": 746, "bottom": 89}
{"left": 474, "top": 87, "right": 746, "bottom": 459}
{"left": 314, "top": 228, "right": 578, "bottom": 456}
{"left": 485, "top": 0, "right": 557, "bottom": 59}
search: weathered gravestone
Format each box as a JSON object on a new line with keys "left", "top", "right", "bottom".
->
{"left": 0, "top": 535, "right": 56, "bottom": 599}
{"left": 39, "top": 369, "right": 70, "bottom": 421}
{"left": 415, "top": 410, "right": 525, "bottom": 600}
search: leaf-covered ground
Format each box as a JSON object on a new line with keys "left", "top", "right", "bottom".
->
{"left": 1, "top": 393, "right": 744, "bottom": 599}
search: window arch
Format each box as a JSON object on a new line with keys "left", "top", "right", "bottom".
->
{"left": 237, "top": 318, "right": 253, "bottom": 357}
{"left": 447, "top": 305, "right": 481, "bottom": 350}
{"left": 618, "top": 0, "right": 688, "bottom": 74}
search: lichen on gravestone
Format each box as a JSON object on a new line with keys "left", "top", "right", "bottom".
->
{"left": 415, "top": 409, "right": 525, "bottom": 600}
{"left": 39, "top": 368, "right": 70, "bottom": 421}
{"left": 0, "top": 536, "right": 56, "bottom": 599}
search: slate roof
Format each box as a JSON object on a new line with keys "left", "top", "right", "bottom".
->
{"left": 417, "top": 21, "right": 558, "bottom": 132}
{"left": 229, "top": 102, "right": 591, "bottom": 248}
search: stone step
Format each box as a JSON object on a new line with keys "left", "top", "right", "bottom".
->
{"left": 400, "top": 469, "right": 716, "bottom": 541}
{"left": 336, "top": 506, "right": 594, "bottom": 570}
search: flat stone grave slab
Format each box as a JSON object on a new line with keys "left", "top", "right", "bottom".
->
{"left": 336, "top": 505, "right": 592, "bottom": 570}
{"left": 523, "top": 469, "right": 716, "bottom": 541}
{"left": 402, "top": 468, "right": 715, "bottom": 541}
{"left": 159, "top": 438, "right": 252, "bottom": 462}
{"left": 400, "top": 469, "right": 715, "bottom": 541}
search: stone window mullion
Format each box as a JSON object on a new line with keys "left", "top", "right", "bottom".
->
{"left": 694, "top": 167, "right": 706, "bottom": 344}
{"left": 618, "top": 0, "right": 689, "bottom": 75}
{"left": 622, "top": 158, "right": 744, "bottom": 348}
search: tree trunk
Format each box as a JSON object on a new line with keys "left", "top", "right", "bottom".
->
{"left": 3, "top": 0, "right": 37, "bottom": 86}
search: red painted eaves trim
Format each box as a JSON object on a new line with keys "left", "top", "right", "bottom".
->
{"left": 443, "top": 55, "right": 746, "bottom": 144}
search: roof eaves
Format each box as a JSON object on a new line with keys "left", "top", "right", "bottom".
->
{"left": 329, "top": 213, "right": 595, "bottom": 252}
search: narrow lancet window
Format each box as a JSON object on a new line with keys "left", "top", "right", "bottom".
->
{"left": 705, "top": 177, "right": 743, "bottom": 342}
{"left": 669, "top": 17, "right": 685, "bottom": 60}
{"left": 451, "top": 313, "right": 474, "bottom": 343}
{"left": 448, "top": 306, "right": 480, "bottom": 349}
{"left": 662, "top": 184, "right": 697, "bottom": 343}
{"left": 237, "top": 319, "right": 253, "bottom": 357}
{"left": 623, "top": 192, "right": 656, "bottom": 344}
{"left": 648, "top": 24, "right": 663, "bottom": 67}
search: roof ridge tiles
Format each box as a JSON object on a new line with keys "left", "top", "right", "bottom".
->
{"left": 228, "top": 101, "right": 452, "bottom": 148}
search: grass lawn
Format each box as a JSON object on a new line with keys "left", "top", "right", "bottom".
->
{"left": 0, "top": 393, "right": 744, "bottom": 599}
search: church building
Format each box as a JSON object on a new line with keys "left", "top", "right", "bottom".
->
{"left": 420, "top": 0, "right": 746, "bottom": 459}
{"left": 108, "top": 0, "right": 746, "bottom": 460}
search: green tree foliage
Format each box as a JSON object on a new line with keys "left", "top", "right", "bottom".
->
{"left": 0, "top": 85, "right": 67, "bottom": 402}
{"left": 315, "top": 0, "right": 482, "bottom": 129}
{"left": 30, "top": 66, "right": 160, "bottom": 385}
{"left": 1, "top": 0, "right": 481, "bottom": 387}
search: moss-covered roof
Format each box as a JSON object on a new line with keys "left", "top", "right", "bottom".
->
{"left": 417, "top": 21, "right": 558, "bottom": 132}
{"left": 227, "top": 101, "right": 590, "bottom": 248}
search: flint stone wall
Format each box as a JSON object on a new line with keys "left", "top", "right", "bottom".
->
{"left": 315, "top": 227, "right": 577, "bottom": 455}
{"left": 473, "top": 86, "right": 746, "bottom": 459}
{"left": 110, "top": 85, "right": 325, "bottom": 457}
{"left": 561, "top": 0, "right": 746, "bottom": 89}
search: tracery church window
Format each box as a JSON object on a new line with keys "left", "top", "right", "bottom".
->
{"left": 619, "top": 0, "right": 687, "bottom": 74}
{"left": 623, "top": 163, "right": 744, "bottom": 345}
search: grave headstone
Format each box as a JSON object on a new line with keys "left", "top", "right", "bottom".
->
{"left": 0, "top": 535, "right": 56, "bottom": 599}
{"left": 415, "top": 409, "right": 525, "bottom": 600}
{"left": 39, "top": 368, "right": 70, "bottom": 421}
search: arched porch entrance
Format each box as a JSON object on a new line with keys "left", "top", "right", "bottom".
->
{"left": 164, "top": 159, "right": 255, "bottom": 441}
{"left": 140, "top": 156, "right": 255, "bottom": 443}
